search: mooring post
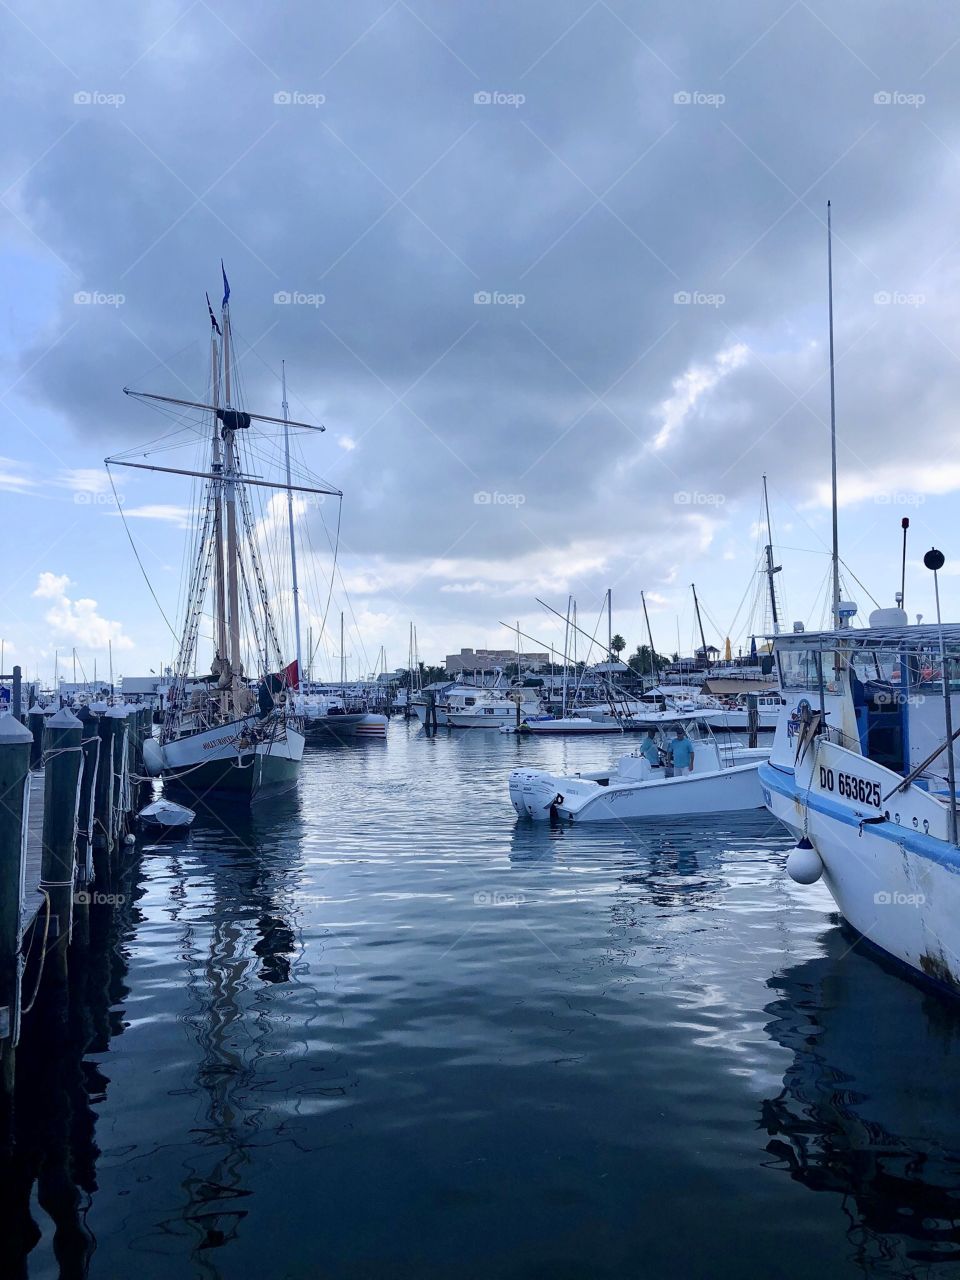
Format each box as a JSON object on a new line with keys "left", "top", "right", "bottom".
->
{"left": 11, "top": 665, "right": 21, "bottom": 722}
{"left": 74, "top": 707, "right": 100, "bottom": 952}
{"left": 92, "top": 707, "right": 115, "bottom": 873}
{"left": 747, "top": 693, "right": 759, "bottom": 749}
{"left": 41, "top": 707, "right": 84, "bottom": 990}
{"left": 109, "top": 707, "right": 130, "bottom": 857}
{"left": 28, "top": 704, "right": 46, "bottom": 769}
{"left": 0, "top": 715, "right": 32, "bottom": 1136}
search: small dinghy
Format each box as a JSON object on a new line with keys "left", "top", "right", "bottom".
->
{"left": 138, "top": 799, "right": 196, "bottom": 833}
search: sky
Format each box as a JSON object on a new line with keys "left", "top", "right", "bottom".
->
{"left": 2, "top": 0, "right": 960, "bottom": 685}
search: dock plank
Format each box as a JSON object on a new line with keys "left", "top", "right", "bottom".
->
{"left": 23, "top": 768, "right": 46, "bottom": 927}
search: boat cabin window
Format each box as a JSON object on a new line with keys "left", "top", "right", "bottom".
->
{"left": 777, "top": 648, "right": 822, "bottom": 693}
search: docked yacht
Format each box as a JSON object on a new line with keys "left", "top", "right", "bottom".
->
{"left": 704, "top": 692, "right": 784, "bottom": 732}
{"left": 760, "top": 601, "right": 960, "bottom": 991}
{"left": 510, "top": 729, "right": 769, "bottom": 820}
{"left": 444, "top": 690, "right": 541, "bottom": 728}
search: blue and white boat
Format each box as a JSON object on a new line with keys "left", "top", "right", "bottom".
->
{"left": 760, "top": 610, "right": 960, "bottom": 991}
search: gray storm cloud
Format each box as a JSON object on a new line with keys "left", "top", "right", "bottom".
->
{"left": 4, "top": 0, "right": 960, "bottom": 647}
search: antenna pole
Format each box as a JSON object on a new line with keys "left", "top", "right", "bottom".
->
{"left": 900, "top": 517, "right": 910, "bottom": 608}
{"left": 828, "top": 201, "right": 842, "bottom": 628}
{"left": 924, "top": 549, "right": 957, "bottom": 844}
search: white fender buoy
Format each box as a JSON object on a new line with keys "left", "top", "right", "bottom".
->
{"left": 786, "top": 837, "right": 823, "bottom": 884}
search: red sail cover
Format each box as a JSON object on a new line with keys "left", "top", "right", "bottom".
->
{"left": 284, "top": 659, "right": 300, "bottom": 690}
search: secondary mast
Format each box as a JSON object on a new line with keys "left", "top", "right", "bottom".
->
{"left": 282, "top": 360, "right": 303, "bottom": 684}
{"left": 220, "top": 264, "right": 244, "bottom": 699}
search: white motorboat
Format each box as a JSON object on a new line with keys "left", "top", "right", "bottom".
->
{"left": 511, "top": 733, "right": 769, "bottom": 820}
{"left": 519, "top": 714, "right": 624, "bottom": 735}
{"left": 704, "top": 692, "right": 784, "bottom": 732}
{"left": 138, "top": 798, "right": 196, "bottom": 832}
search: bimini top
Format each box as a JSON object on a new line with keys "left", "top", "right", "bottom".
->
{"left": 772, "top": 623, "right": 960, "bottom": 652}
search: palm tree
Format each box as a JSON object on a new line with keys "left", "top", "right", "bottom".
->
{"left": 610, "top": 634, "right": 626, "bottom": 659}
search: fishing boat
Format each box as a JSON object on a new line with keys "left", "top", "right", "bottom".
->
{"left": 510, "top": 727, "right": 769, "bottom": 821}
{"left": 761, "top": 600, "right": 960, "bottom": 991}
{"left": 109, "top": 270, "right": 339, "bottom": 801}
{"left": 762, "top": 204, "right": 960, "bottom": 992}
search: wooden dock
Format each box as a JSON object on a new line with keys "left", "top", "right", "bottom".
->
{"left": 23, "top": 769, "right": 46, "bottom": 927}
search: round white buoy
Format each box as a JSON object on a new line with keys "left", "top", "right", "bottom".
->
{"left": 123, "top": 832, "right": 136, "bottom": 845}
{"left": 786, "top": 837, "right": 823, "bottom": 884}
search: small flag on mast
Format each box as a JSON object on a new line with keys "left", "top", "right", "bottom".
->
{"left": 205, "top": 292, "right": 221, "bottom": 335}
{"left": 221, "top": 260, "right": 230, "bottom": 308}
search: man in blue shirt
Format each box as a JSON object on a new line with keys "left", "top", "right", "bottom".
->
{"left": 669, "top": 727, "right": 695, "bottom": 774}
{"left": 638, "top": 728, "right": 661, "bottom": 767}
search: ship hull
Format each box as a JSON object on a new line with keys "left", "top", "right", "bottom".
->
{"left": 160, "top": 717, "right": 304, "bottom": 803}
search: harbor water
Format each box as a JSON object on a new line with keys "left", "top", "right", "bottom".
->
{"left": 10, "top": 722, "right": 960, "bottom": 1278}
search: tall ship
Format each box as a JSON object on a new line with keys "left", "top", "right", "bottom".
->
{"left": 109, "top": 270, "right": 340, "bottom": 801}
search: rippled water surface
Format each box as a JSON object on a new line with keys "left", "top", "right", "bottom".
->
{"left": 12, "top": 723, "right": 960, "bottom": 1279}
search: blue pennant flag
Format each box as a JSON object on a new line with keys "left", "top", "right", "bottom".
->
{"left": 221, "top": 261, "right": 230, "bottom": 308}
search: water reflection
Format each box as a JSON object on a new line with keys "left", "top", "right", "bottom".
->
{"left": 762, "top": 929, "right": 960, "bottom": 1272}
{"left": 0, "top": 846, "right": 143, "bottom": 1280}
{"left": 149, "top": 794, "right": 305, "bottom": 1273}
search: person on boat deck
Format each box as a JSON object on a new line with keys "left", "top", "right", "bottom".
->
{"left": 669, "top": 727, "right": 695, "bottom": 774}
{"left": 638, "top": 728, "right": 661, "bottom": 766}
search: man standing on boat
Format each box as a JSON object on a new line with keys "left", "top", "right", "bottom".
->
{"left": 668, "top": 727, "right": 695, "bottom": 775}
{"left": 638, "top": 728, "right": 662, "bottom": 768}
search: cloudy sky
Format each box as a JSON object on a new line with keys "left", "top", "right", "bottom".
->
{"left": 2, "top": 0, "right": 960, "bottom": 683}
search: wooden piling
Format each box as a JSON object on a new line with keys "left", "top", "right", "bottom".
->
{"left": 747, "top": 693, "right": 759, "bottom": 749}
{"left": 27, "top": 707, "right": 45, "bottom": 769}
{"left": 11, "top": 665, "right": 21, "bottom": 721}
{"left": 425, "top": 690, "right": 438, "bottom": 734}
{"left": 109, "top": 708, "right": 130, "bottom": 855}
{"left": 0, "top": 715, "right": 33, "bottom": 1136}
{"left": 40, "top": 708, "right": 84, "bottom": 990}
{"left": 92, "top": 711, "right": 115, "bottom": 865}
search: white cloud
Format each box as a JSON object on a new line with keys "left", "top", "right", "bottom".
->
{"left": 113, "top": 503, "right": 192, "bottom": 528}
{"left": 651, "top": 344, "right": 749, "bottom": 452}
{"left": 32, "top": 572, "right": 134, "bottom": 651}
{"left": 58, "top": 468, "right": 114, "bottom": 496}
{"left": 0, "top": 456, "right": 37, "bottom": 494}
{"left": 33, "top": 571, "right": 71, "bottom": 599}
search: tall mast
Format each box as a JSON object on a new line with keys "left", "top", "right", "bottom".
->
{"left": 692, "top": 583, "right": 709, "bottom": 669}
{"left": 561, "top": 595, "right": 571, "bottom": 717}
{"left": 220, "top": 266, "right": 243, "bottom": 689}
{"left": 340, "top": 611, "right": 345, "bottom": 695}
{"left": 607, "top": 587, "right": 612, "bottom": 660}
{"left": 827, "top": 201, "right": 842, "bottom": 628}
{"left": 282, "top": 361, "right": 303, "bottom": 682}
{"left": 208, "top": 295, "right": 228, "bottom": 665}
{"left": 641, "top": 590, "right": 656, "bottom": 687}
{"left": 762, "top": 474, "right": 781, "bottom": 635}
